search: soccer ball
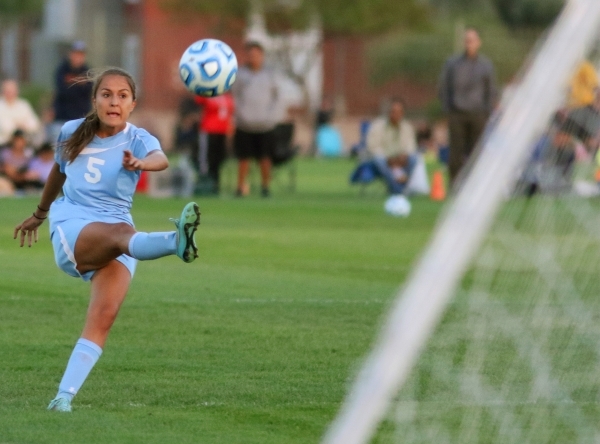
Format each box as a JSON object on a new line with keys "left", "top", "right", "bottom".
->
{"left": 178, "top": 39, "right": 238, "bottom": 97}
{"left": 384, "top": 195, "right": 412, "bottom": 217}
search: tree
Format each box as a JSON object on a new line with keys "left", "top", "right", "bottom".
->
{"left": 424, "top": 0, "right": 565, "bottom": 28}
{"left": 161, "top": 0, "right": 430, "bottom": 115}
{"left": 0, "top": 0, "right": 43, "bottom": 18}
{"left": 159, "top": 0, "right": 430, "bottom": 34}
{"left": 492, "top": 0, "right": 564, "bottom": 28}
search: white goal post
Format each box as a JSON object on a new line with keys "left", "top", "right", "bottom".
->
{"left": 322, "top": 1, "right": 600, "bottom": 443}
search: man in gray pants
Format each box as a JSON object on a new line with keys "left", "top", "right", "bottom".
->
{"left": 438, "top": 28, "right": 497, "bottom": 186}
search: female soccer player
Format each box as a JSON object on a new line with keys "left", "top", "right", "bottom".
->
{"left": 13, "top": 67, "right": 200, "bottom": 413}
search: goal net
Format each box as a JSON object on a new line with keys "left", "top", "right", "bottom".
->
{"left": 324, "top": 1, "right": 600, "bottom": 443}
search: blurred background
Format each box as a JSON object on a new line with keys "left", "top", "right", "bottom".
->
{"left": 0, "top": 0, "right": 564, "bottom": 153}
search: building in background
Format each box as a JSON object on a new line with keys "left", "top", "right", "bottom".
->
{"left": 0, "top": 0, "right": 436, "bottom": 150}
{"left": 30, "top": 0, "right": 142, "bottom": 94}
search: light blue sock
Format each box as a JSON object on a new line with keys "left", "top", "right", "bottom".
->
{"left": 128, "top": 232, "right": 176, "bottom": 260}
{"left": 57, "top": 338, "right": 103, "bottom": 401}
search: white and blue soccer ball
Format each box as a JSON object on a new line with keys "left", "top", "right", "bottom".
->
{"left": 178, "top": 39, "right": 238, "bottom": 97}
{"left": 384, "top": 195, "right": 412, "bottom": 217}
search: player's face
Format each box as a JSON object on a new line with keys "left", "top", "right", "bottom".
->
{"left": 93, "top": 75, "right": 136, "bottom": 133}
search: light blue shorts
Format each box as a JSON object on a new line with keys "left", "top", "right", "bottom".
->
{"left": 50, "top": 218, "right": 137, "bottom": 282}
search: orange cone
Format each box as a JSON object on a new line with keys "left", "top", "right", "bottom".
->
{"left": 595, "top": 168, "right": 600, "bottom": 183}
{"left": 430, "top": 170, "right": 446, "bottom": 201}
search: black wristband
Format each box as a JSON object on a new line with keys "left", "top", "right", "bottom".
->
{"left": 32, "top": 212, "right": 47, "bottom": 220}
{"left": 37, "top": 205, "right": 50, "bottom": 212}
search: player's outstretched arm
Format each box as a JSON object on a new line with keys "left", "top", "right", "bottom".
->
{"left": 122, "top": 150, "right": 168, "bottom": 172}
{"left": 14, "top": 163, "right": 66, "bottom": 247}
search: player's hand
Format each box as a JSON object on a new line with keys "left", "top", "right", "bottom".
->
{"left": 123, "top": 150, "right": 145, "bottom": 171}
{"left": 13, "top": 214, "right": 44, "bottom": 247}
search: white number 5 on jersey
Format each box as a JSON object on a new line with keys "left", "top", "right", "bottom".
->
{"left": 84, "top": 157, "right": 106, "bottom": 184}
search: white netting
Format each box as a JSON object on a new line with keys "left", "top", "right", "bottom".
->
{"left": 393, "top": 195, "right": 600, "bottom": 442}
{"left": 324, "top": 1, "right": 600, "bottom": 442}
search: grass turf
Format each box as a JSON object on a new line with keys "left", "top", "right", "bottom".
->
{"left": 0, "top": 158, "right": 443, "bottom": 443}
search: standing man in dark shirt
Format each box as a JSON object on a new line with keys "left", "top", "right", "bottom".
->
{"left": 438, "top": 28, "right": 497, "bottom": 186}
{"left": 48, "top": 41, "right": 92, "bottom": 143}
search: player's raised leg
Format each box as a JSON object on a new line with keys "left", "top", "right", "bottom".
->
{"left": 72, "top": 202, "right": 200, "bottom": 274}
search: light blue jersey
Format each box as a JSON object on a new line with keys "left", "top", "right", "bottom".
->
{"left": 49, "top": 119, "right": 162, "bottom": 280}
{"left": 52, "top": 119, "right": 161, "bottom": 223}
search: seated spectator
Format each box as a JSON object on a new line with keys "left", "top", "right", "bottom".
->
{"left": 350, "top": 97, "right": 418, "bottom": 196}
{"left": 315, "top": 95, "right": 334, "bottom": 129}
{"left": 0, "top": 175, "right": 14, "bottom": 196}
{"left": 311, "top": 95, "right": 335, "bottom": 157}
{"left": 416, "top": 123, "right": 433, "bottom": 154}
{"left": 0, "top": 129, "right": 42, "bottom": 189}
{"left": 0, "top": 79, "right": 43, "bottom": 146}
{"left": 563, "top": 88, "right": 600, "bottom": 151}
{"left": 171, "top": 97, "right": 202, "bottom": 197}
{"left": 173, "top": 98, "right": 200, "bottom": 160}
{"left": 27, "top": 142, "right": 55, "bottom": 185}
{"left": 522, "top": 113, "right": 576, "bottom": 196}
{"left": 0, "top": 151, "right": 15, "bottom": 196}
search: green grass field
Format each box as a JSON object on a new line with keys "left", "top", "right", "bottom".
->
{"left": 0, "top": 158, "right": 443, "bottom": 444}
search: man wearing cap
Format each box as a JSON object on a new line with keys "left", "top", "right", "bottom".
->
{"left": 48, "top": 41, "right": 92, "bottom": 142}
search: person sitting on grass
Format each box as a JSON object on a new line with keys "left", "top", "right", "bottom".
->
{"left": 13, "top": 67, "right": 201, "bottom": 413}
{"left": 0, "top": 129, "right": 42, "bottom": 190}
{"left": 563, "top": 87, "right": 600, "bottom": 152}
{"left": 350, "top": 97, "right": 418, "bottom": 195}
{"left": 27, "top": 142, "right": 56, "bottom": 185}
{"left": 0, "top": 79, "right": 43, "bottom": 146}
